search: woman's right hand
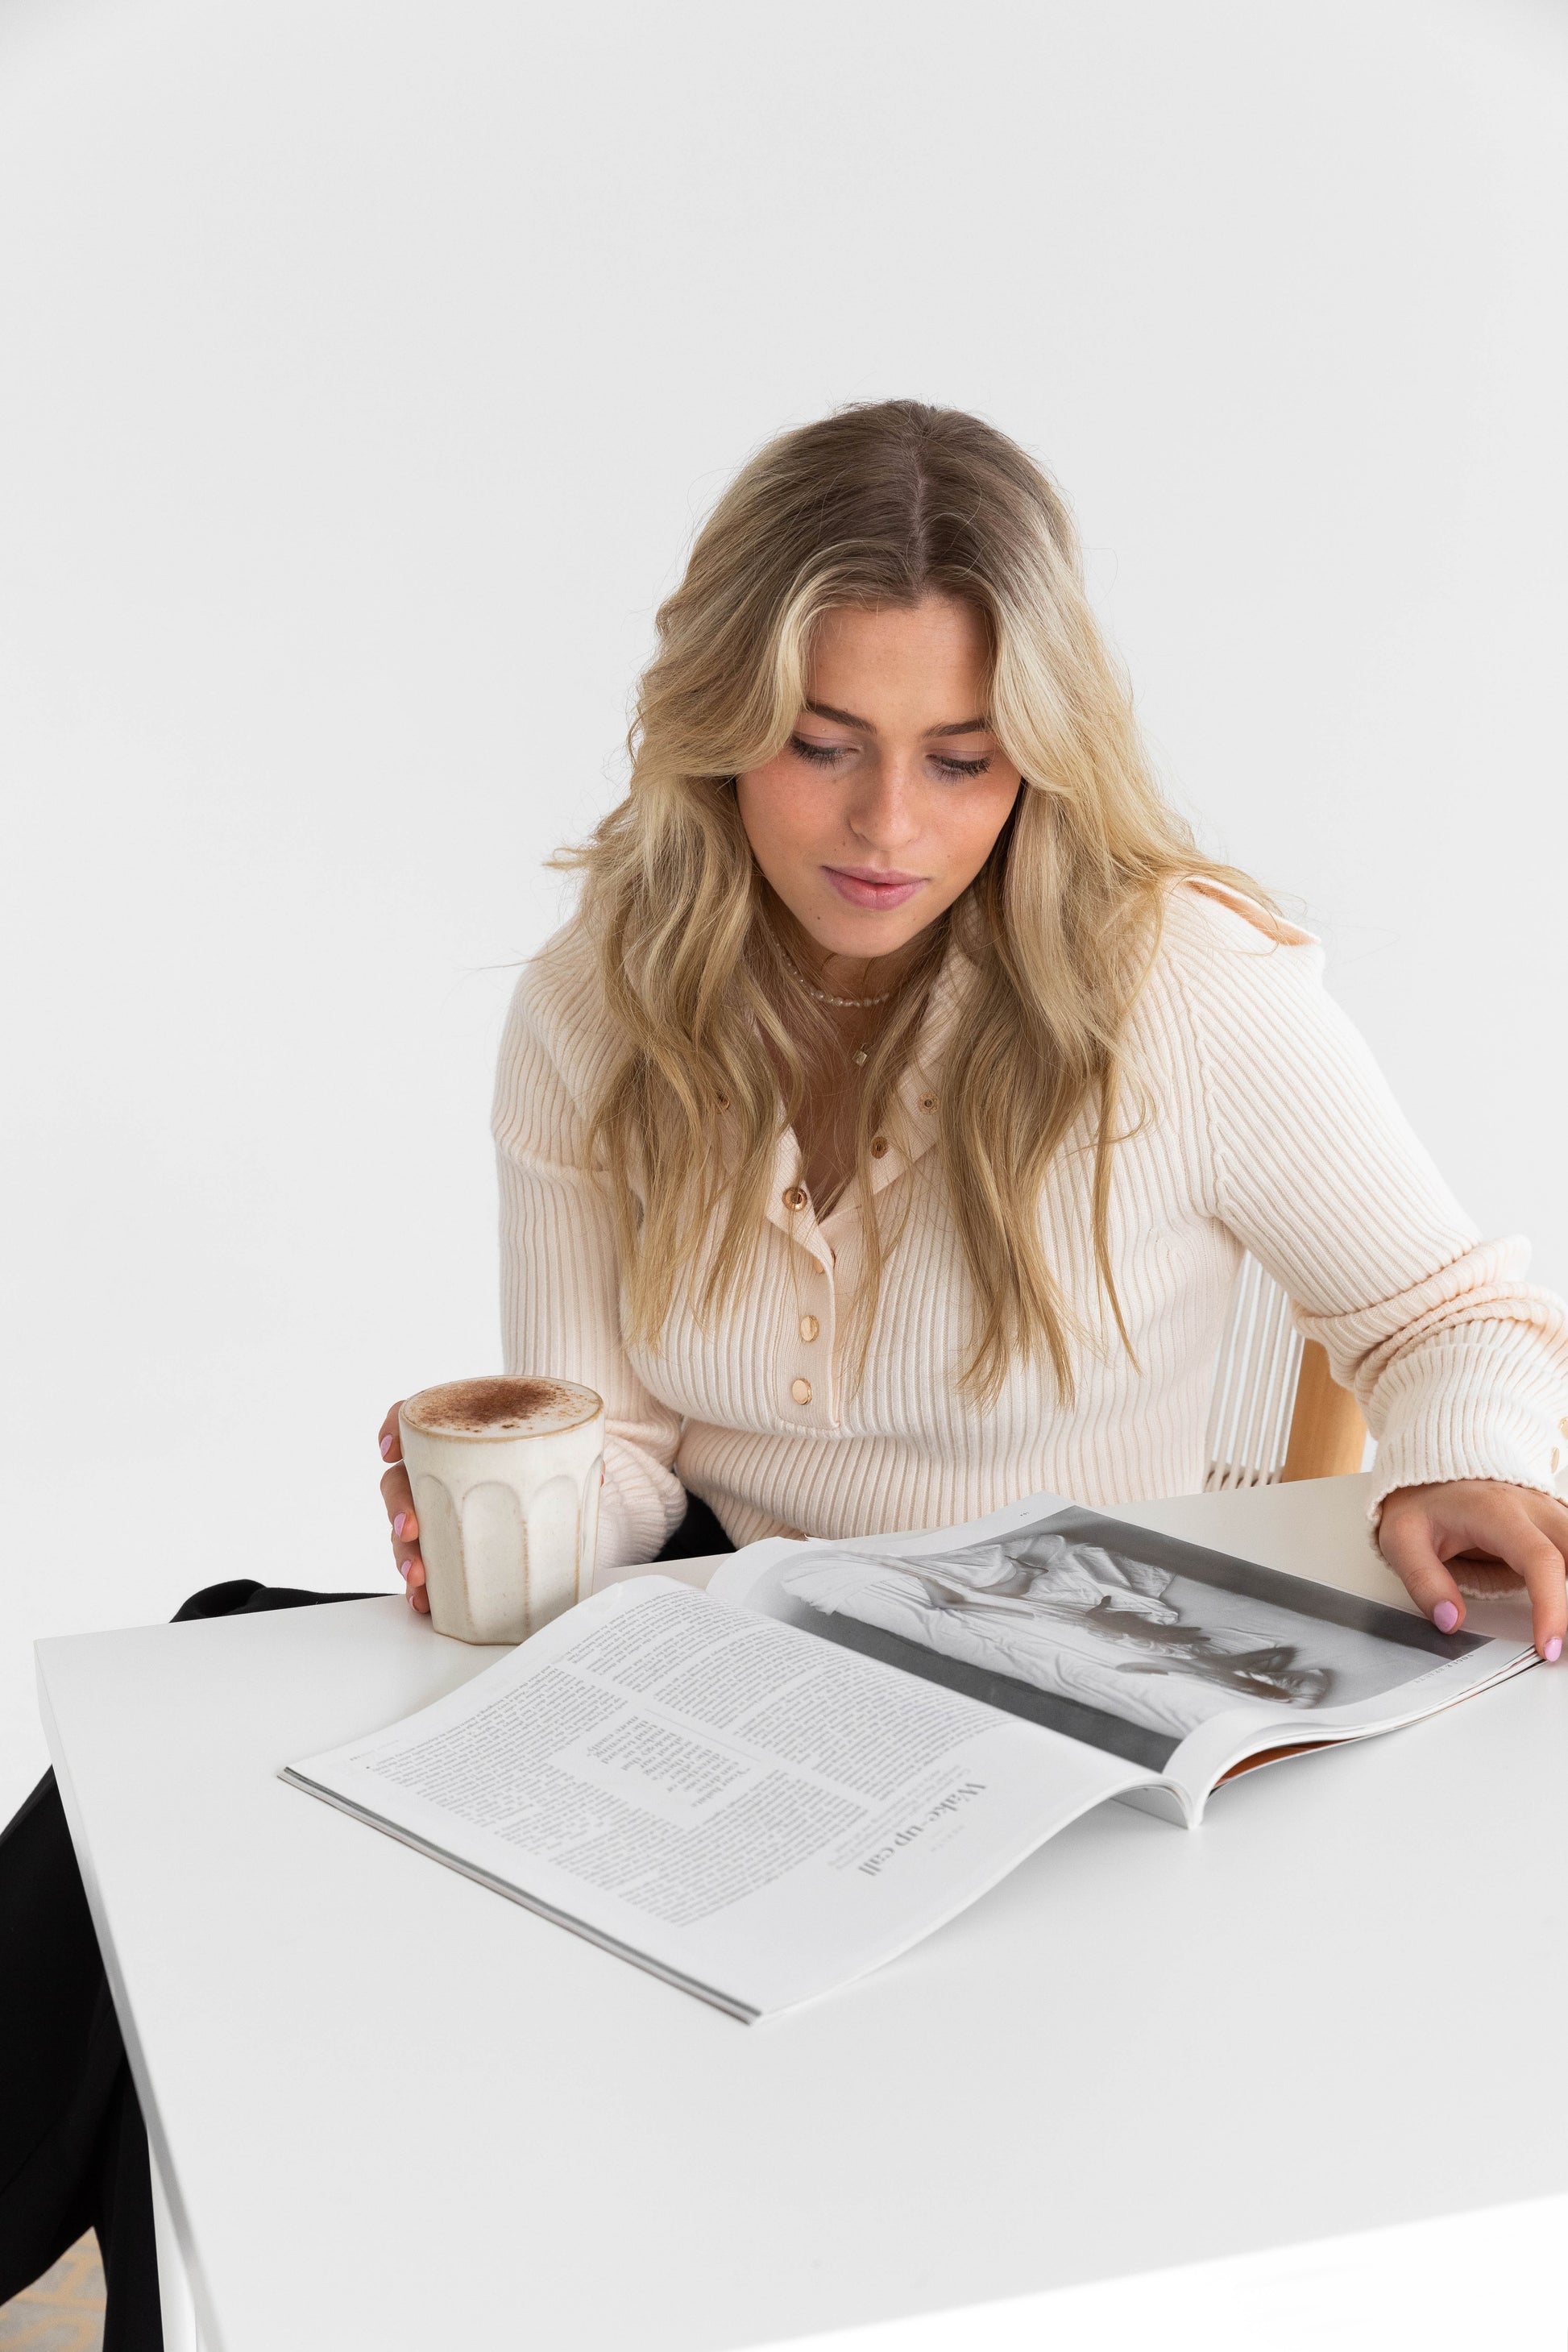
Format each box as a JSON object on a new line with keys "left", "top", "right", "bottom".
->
{"left": 379, "top": 1402, "right": 430, "bottom": 1613}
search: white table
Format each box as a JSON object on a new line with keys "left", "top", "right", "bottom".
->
{"left": 35, "top": 1475, "right": 1568, "bottom": 2352}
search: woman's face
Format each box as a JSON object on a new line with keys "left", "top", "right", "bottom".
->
{"left": 735, "top": 596, "right": 1023, "bottom": 975}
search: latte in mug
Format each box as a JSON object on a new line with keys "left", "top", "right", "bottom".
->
{"left": 398, "top": 1376, "right": 605, "bottom": 1644}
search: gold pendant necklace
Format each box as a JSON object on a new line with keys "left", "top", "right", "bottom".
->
{"left": 781, "top": 949, "right": 891, "bottom": 1068}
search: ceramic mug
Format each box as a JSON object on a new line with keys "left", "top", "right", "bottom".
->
{"left": 398, "top": 1375, "right": 604, "bottom": 1643}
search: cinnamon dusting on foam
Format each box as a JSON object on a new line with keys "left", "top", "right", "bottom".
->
{"left": 402, "top": 1375, "right": 595, "bottom": 1438}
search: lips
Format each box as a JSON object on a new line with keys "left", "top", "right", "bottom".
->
{"left": 823, "top": 866, "right": 926, "bottom": 911}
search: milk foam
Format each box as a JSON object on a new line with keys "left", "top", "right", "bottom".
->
{"left": 401, "top": 1375, "right": 600, "bottom": 1441}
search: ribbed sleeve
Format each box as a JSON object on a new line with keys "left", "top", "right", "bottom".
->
{"left": 492, "top": 889, "right": 1568, "bottom": 1578}
{"left": 1160, "top": 883, "right": 1568, "bottom": 1516}
{"left": 491, "top": 940, "right": 686, "bottom": 1568}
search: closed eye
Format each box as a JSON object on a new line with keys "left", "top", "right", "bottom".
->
{"left": 790, "top": 736, "right": 992, "bottom": 780}
{"left": 790, "top": 735, "right": 852, "bottom": 767}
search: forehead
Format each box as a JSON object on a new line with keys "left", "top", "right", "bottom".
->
{"left": 808, "top": 597, "right": 990, "bottom": 714}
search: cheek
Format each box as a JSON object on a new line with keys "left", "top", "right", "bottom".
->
{"left": 942, "top": 777, "right": 1023, "bottom": 877}
{"left": 735, "top": 761, "right": 821, "bottom": 868}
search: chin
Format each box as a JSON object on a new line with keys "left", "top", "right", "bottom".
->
{"left": 815, "top": 917, "right": 923, "bottom": 958}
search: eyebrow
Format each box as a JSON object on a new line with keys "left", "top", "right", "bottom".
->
{"left": 803, "top": 699, "right": 991, "bottom": 739}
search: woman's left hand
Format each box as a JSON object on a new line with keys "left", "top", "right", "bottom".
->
{"left": 1377, "top": 1479, "right": 1568, "bottom": 1661}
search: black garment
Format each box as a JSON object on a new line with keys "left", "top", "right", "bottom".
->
{"left": 649, "top": 1491, "right": 734, "bottom": 1564}
{"left": 0, "top": 1580, "right": 371, "bottom": 2352}
{"left": 0, "top": 1767, "right": 160, "bottom": 2347}
{"left": 0, "top": 1503, "right": 735, "bottom": 2350}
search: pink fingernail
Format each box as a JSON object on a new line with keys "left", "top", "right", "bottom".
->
{"left": 1545, "top": 1636, "right": 1562, "bottom": 1664}
{"left": 1434, "top": 1601, "right": 1460, "bottom": 1633}
{"left": 392, "top": 1512, "right": 407, "bottom": 1538}
{"left": 380, "top": 1435, "right": 394, "bottom": 1459}
{"left": 396, "top": 1556, "right": 410, "bottom": 1578}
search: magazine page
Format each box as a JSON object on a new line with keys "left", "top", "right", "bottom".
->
{"left": 710, "top": 1500, "right": 1535, "bottom": 1823}
{"left": 284, "top": 1574, "right": 1155, "bottom": 2020}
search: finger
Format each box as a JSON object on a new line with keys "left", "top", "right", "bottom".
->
{"left": 1376, "top": 1515, "right": 1466, "bottom": 1635}
{"left": 405, "top": 1557, "right": 430, "bottom": 1614}
{"left": 391, "top": 1521, "right": 423, "bottom": 1579}
{"left": 1485, "top": 1525, "right": 1567, "bottom": 1662}
{"left": 380, "top": 1465, "right": 416, "bottom": 1536}
{"left": 378, "top": 1402, "right": 405, "bottom": 1463}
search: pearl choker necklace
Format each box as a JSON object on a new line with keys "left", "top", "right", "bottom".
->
{"left": 781, "top": 950, "right": 898, "bottom": 1010}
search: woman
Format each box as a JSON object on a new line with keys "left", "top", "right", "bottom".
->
{"left": 5, "top": 400, "right": 1566, "bottom": 2352}
{"left": 381, "top": 399, "right": 1568, "bottom": 1652}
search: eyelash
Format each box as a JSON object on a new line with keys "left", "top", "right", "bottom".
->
{"left": 788, "top": 736, "right": 991, "bottom": 781}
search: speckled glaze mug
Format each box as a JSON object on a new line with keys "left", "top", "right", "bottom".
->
{"left": 397, "top": 1376, "right": 604, "bottom": 1644}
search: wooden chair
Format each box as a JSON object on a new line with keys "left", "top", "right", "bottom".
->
{"left": 1204, "top": 1252, "right": 1367, "bottom": 1491}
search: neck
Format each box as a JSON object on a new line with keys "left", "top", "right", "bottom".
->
{"left": 769, "top": 904, "right": 935, "bottom": 1005}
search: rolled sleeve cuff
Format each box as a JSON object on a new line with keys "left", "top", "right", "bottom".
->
{"left": 592, "top": 1446, "right": 686, "bottom": 1584}
{"left": 1365, "top": 1340, "right": 1566, "bottom": 1524}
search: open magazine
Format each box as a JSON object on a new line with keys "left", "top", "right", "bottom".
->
{"left": 283, "top": 1492, "right": 1536, "bottom": 2021}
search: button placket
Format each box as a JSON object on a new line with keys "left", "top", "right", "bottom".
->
{"left": 784, "top": 1245, "right": 837, "bottom": 1424}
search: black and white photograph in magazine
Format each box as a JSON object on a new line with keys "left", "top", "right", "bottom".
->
{"left": 780, "top": 1508, "right": 1486, "bottom": 1769}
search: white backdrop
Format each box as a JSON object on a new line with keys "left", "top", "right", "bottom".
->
{"left": 3, "top": 0, "right": 1565, "bottom": 1811}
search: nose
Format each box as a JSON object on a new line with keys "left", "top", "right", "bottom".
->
{"left": 845, "top": 749, "right": 922, "bottom": 852}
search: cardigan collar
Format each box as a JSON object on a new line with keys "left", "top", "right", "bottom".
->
{"left": 761, "top": 943, "right": 975, "bottom": 1251}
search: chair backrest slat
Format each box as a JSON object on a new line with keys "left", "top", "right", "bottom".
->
{"left": 1204, "top": 1253, "right": 1306, "bottom": 1491}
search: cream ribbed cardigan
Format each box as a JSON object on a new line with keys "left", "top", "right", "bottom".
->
{"left": 492, "top": 881, "right": 1568, "bottom": 1575}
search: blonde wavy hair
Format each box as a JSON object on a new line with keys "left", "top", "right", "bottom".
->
{"left": 561, "top": 400, "right": 1270, "bottom": 1400}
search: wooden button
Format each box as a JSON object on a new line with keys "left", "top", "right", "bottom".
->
{"left": 790, "top": 1376, "right": 813, "bottom": 1405}
{"left": 782, "top": 1185, "right": 808, "bottom": 1212}
{"left": 919, "top": 1093, "right": 936, "bottom": 1113}
{"left": 799, "top": 1313, "right": 819, "bottom": 1342}
{"left": 870, "top": 1135, "right": 889, "bottom": 1159}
